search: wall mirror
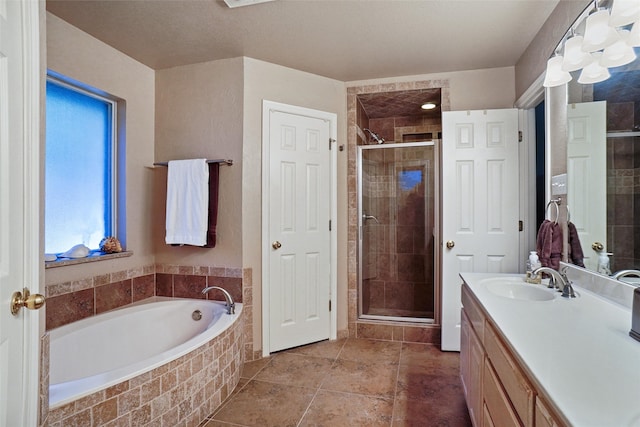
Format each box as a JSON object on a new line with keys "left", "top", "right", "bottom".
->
{"left": 546, "top": 0, "right": 640, "bottom": 281}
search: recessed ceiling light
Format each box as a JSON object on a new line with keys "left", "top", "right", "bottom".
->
{"left": 421, "top": 102, "right": 437, "bottom": 110}
{"left": 223, "top": 0, "right": 275, "bottom": 8}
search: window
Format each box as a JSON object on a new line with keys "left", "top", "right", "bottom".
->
{"left": 45, "top": 73, "right": 123, "bottom": 255}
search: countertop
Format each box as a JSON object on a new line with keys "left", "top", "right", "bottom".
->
{"left": 461, "top": 272, "right": 640, "bottom": 427}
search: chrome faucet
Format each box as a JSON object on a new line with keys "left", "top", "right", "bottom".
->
{"left": 201, "top": 286, "right": 236, "bottom": 314}
{"left": 532, "top": 266, "right": 576, "bottom": 298}
{"left": 611, "top": 270, "right": 640, "bottom": 281}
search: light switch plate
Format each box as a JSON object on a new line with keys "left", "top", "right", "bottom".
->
{"left": 551, "top": 173, "right": 567, "bottom": 195}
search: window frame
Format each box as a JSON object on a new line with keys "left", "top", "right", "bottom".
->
{"left": 45, "top": 71, "right": 127, "bottom": 265}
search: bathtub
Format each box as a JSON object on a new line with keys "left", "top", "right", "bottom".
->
{"left": 48, "top": 297, "right": 243, "bottom": 411}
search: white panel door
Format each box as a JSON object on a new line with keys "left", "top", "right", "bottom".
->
{"left": 267, "top": 108, "right": 332, "bottom": 352}
{"left": 442, "top": 109, "right": 520, "bottom": 351}
{"left": 567, "top": 102, "right": 606, "bottom": 271}
{"left": 0, "top": 1, "right": 41, "bottom": 426}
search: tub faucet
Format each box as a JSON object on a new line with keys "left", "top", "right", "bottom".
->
{"left": 201, "top": 286, "right": 235, "bottom": 314}
{"left": 532, "top": 266, "right": 576, "bottom": 298}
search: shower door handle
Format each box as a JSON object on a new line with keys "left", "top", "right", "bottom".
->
{"left": 362, "top": 214, "right": 380, "bottom": 224}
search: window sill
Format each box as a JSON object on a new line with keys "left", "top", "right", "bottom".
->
{"left": 45, "top": 250, "right": 133, "bottom": 269}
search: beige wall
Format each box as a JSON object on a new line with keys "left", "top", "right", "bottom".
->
{"left": 154, "top": 58, "right": 244, "bottom": 267}
{"left": 45, "top": 13, "right": 155, "bottom": 285}
{"left": 242, "top": 57, "right": 348, "bottom": 352}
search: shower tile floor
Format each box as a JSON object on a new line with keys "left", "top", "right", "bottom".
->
{"left": 201, "top": 338, "right": 471, "bottom": 427}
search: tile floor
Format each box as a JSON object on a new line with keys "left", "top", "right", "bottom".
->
{"left": 201, "top": 338, "right": 471, "bottom": 427}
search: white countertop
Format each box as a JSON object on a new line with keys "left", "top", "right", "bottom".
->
{"left": 461, "top": 272, "right": 640, "bottom": 427}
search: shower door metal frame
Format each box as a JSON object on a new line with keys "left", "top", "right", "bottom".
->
{"left": 357, "top": 141, "right": 440, "bottom": 324}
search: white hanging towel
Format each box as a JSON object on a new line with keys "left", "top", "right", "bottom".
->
{"left": 165, "top": 159, "right": 209, "bottom": 246}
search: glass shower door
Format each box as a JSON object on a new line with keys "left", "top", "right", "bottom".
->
{"left": 358, "top": 142, "right": 436, "bottom": 322}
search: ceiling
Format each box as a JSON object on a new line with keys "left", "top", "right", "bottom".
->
{"left": 46, "top": 0, "right": 560, "bottom": 83}
{"left": 358, "top": 88, "right": 441, "bottom": 118}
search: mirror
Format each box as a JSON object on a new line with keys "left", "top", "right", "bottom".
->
{"left": 566, "top": 65, "right": 640, "bottom": 276}
{"left": 545, "top": 2, "right": 640, "bottom": 280}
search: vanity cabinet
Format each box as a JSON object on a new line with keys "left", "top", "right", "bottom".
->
{"left": 460, "top": 284, "right": 566, "bottom": 427}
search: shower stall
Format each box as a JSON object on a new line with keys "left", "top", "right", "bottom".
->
{"left": 357, "top": 141, "right": 438, "bottom": 323}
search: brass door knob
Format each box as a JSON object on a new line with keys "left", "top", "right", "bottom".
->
{"left": 272, "top": 241, "right": 282, "bottom": 250}
{"left": 10, "top": 288, "right": 45, "bottom": 316}
{"left": 592, "top": 242, "right": 604, "bottom": 252}
{"left": 446, "top": 240, "right": 455, "bottom": 249}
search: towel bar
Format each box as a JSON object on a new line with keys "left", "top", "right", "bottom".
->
{"left": 153, "top": 159, "right": 233, "bottom": 167}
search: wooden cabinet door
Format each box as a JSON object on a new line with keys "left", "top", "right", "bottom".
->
{"left": 535, "top": 397, "right": 564, "bottom": 427}
{"left": 483, "top": 361, "right": 522, "bottom": 427}
{"left": 469, "top": 324, "right": 484, "bottom": 426}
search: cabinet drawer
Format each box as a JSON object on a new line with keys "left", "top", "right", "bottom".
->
{"left": 483, "top": 360, "right": 522, "bottom": 427}
{"left": 462, "top": 284, "right": 485, "bottom": 341}
{"left": 485, "top": 322, "right": 534, "bottom": 426}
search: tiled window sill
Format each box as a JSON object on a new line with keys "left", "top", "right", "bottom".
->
{"left": 45, "top": 250, "right": 133, "bottom": 269}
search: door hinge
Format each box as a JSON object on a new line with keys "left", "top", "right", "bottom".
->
{"left": 329, "top": 220, "right": 332, "bottom": 231}
{"left": 519, "top": 220, "right": 523, "bottom": 232}
{"left": 329, "top": 299, "right": 332, "bottom": 312}
{"left": 518, "top": 131, "right": 523, "bottom": 142}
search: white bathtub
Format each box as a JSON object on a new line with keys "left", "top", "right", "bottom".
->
{"left": 49, "top": 297, "right": 243, "bottom": 409}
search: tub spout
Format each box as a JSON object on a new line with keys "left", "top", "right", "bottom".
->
{"left": 201, "top": 286, "right": 235, "bottom": 314}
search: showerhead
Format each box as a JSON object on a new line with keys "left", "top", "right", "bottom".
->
{"left": 363, "top": 128, "right": 385, "bottom": 144}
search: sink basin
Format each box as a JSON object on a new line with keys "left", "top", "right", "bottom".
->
{"left": 485, "top": 281, "right": 555, "bottom": 301}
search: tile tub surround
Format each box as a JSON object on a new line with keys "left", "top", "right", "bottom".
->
{"left": 46, "top": 307, "right": 244, "bottom": 427}
{"left": 45, "top": 264, "right": 243, "bottom": 330}
{"left": 347, "top": 79, "right": 450, "bottom": 339}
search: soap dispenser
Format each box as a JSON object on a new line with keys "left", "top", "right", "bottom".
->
{"left": 596, "top": 252, "right": 613, "bottom": 276}
{"left": 525, "top": 251, "right": 542, "bottom": 284}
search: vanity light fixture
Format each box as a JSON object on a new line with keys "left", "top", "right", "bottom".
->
{"left": 543, "top": 55, "right": 572, "bottom": 87}
{"left": 543, "top": 0, "right": 634, "bottom": 87}
{"left": 609, "top": 0, "right": 640, "bottom": 27}
{"left": 421, "top": 102, "right": 437, "bottom": 110}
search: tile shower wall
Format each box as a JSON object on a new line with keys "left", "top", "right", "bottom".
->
{"left": 369, "top": 115, "right": 442, "bottom": 143}
{"left": 347, "top": 79, "right": 451, "bottom": 343}
{"left": 606, "top": 128, "right": 640, "bottom": 271}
